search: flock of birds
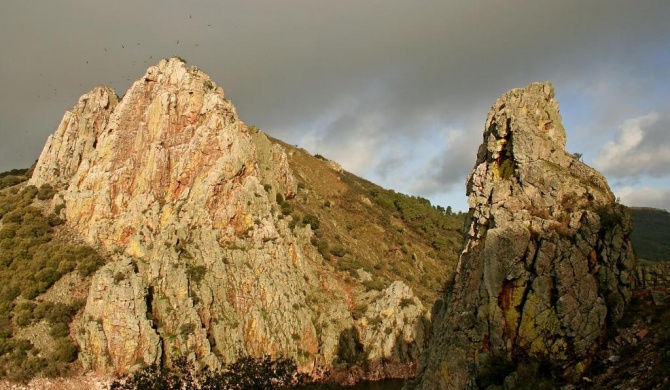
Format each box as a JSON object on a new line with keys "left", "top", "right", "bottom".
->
{"left": 34, "top": 12, "right": 217, "bottom": 102}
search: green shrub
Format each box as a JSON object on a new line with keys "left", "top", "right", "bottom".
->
{"left": 45, "top": 302, "right": 78, "bottom": 325}
{"left": 53, "top": 203, "right": 65, "bottom": 215}
{"left": 13, "top": 302, "right": 35, "bottom": 327}
{"left": 180, "top": 323, "right": 196, "bottom": 337}
{"left": 281, "top": 201, "right": 293, "bottom": 215}
{"left": 317, "top": 239, "right": 332, "bottom": 260}
{"left": 113, "top": 272, "right": 126, "bottom": 284}
{"left": 363, "top": 278, "right": 386, "bottom": 291}
{"left": 48, "top": 323, "right": 70, "bottom": 338}
{"left": 33, "top": 301, "right": 53, "bottom": 320}
{"left": 50, "top": 339, "right": 78, "bottom": 363}
{"left": 596, "top": 205, "right": 623, "bottom": 231}
{"left": 351, "top": 303, "right": 368, "bottom": 320}
{"left": 400, "top": 297, "right": 414, "bottom": 308}
{"left": 37, "top": 184, "right": 56, "bottom": 200}
{"left": 374, "top": 196, "right": 395, "bottom": 211}
{"left": 302, "top": 214, "right": 320, "bottom": 230}
{"left": 186, "top": 265, "right": 207, "bottom": 284}
{"left": 329, "top": 245, "right": 346, "bottom": 257}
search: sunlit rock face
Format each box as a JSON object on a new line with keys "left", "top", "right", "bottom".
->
{"left": 411, "top": 82, "right": 635, "bottom": 389}
{"left": 29, "top": 86, "right": 118, "bottom": 188}
{"left": 30, "top": 58, "right": 429, "bottom": 377}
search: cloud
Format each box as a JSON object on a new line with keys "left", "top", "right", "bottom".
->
{"left": 410, "top": 129, "right": 480, "bottom": 196}
{"left": 616, "top": 186, "right": 670, "bottom": 211}
{"left": 1, "top": 0, "right": 670, "bottom": 210}
{"left": 595, "top": 113, "right": 670, "bottom": 179}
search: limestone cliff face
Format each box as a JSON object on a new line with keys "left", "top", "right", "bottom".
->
{"left": 30, "top": 58, "right": 428, "bottom": 377}
{"left": 412, "top": 83, "right": 635, "bottom": 389}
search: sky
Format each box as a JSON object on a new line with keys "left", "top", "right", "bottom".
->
{"left": 1, "top": 1, "right": 669, "bottom": 212}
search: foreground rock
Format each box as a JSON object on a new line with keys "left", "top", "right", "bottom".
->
{"left": 28, "top": 58, "right": 428, "bottom": 378}
{"left": 411, "top": 82, "right": 635, "bottom": 389}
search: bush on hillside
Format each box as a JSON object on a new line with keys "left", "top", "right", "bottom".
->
{"left": 110, "top": 355, "right": 317, "bottom": 390}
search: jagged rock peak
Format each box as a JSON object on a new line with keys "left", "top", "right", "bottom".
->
{"left": 27, "top": 58, "right": 429, "bottom": 378}
{"left": 479, "top": 82, "right": 566, "bottom": 167}
{"left": 411, "top": 82, "right": 636, "bottom": 389}
{"left": 29, "top": 86, "right": 119, "bottom": 187}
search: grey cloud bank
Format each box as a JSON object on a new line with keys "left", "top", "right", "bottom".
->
{"left": 1, "top": 0, "right": 669, "bottom": 211}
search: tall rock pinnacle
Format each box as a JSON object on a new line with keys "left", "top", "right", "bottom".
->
{"left": 412, "top": 82, "right": 636, "bottom": 389}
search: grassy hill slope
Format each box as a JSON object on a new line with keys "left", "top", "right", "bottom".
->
{"left": 269, "top": 136, "right": 466, "bottom": 304}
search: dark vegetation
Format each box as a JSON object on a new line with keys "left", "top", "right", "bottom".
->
{"left": 0, "top": 167, "right": 33, "bottom": 190}
{"left": 335, "top": 328, "right": 365, "bottom": 367}
{"left": 111, "top": 355, "right": 332, "bottom": 390}
{"left": 585, "top": 290, "right": 670, "bottom": 389}
{"left": 0, "top": 170, "right": 106, "bottom": 381}
{"left": 366, "top": 188, "right": 463, "bottom": 257}
{"left": 475, "top": 357, "right": 556, "bottom": 390}
{"left": 630, "top": 207, "right": 670, "bottom": 261}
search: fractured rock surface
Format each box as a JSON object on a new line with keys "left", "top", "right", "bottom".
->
{"left": 412, "top": 82, "right": 635, "bottom": 389}
{"left": 30, "top": 58, "right": 428, "bottom": 377}
{"left": 29, "top": 86, "right": 118, "bottom": 188}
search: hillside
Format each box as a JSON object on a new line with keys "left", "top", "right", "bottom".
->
{"left": 0, "top": 58, "right": 466, "bottom": 383}
{"left": 630, "top": 207, "right": 670, "bottom": 262}
{"left": 271, "top": 135, "right": 465, "bottom": 303}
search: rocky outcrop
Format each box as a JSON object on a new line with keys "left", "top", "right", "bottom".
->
{"left": 358, "top": 282, "right": 429, "bottom": 380}
{"left": 75, "top": 259, "right": 161, "bottom": 372}
{"left": 412, "top": 82, "right": 635, "bottom": 389}
{"left": 30, "top": 58, "right": 428, "bottom": 378}
{"left": 29, "top": 87, "right": 118, "bottom": 188}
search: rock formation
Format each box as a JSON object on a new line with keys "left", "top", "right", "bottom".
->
{"left": 29, "top": 87, "right": 118, "bottom": 188}
{"left": 411, "top": 82, "right": 635, "bottom": 389}
{"left": 29, "top": 58, "right": 429, "bottom": 378}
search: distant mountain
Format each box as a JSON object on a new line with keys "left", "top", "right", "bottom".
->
{"left": 630, "top": 207, "right": 670, "bottom": 262}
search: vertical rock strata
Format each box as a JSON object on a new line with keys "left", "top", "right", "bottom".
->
{"left": 412, "top": 82, "right": 635, "bottom": 389}
{"left": 30, "top": 58, "right": 429, "bottom": 377}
